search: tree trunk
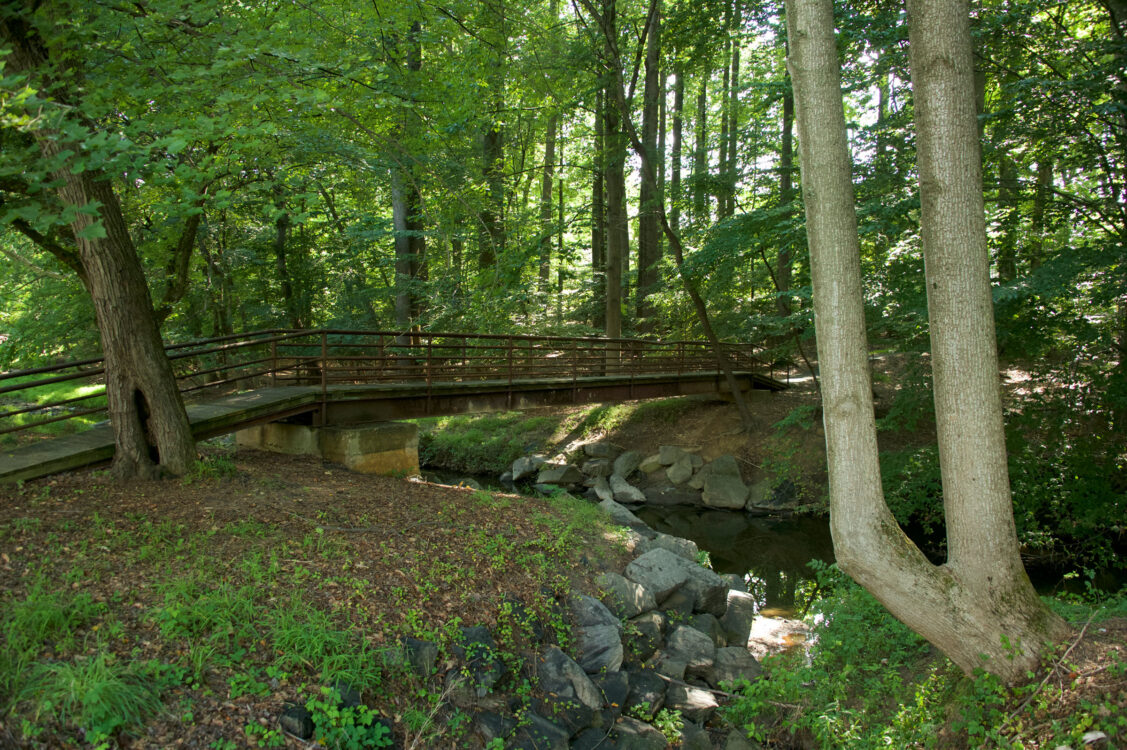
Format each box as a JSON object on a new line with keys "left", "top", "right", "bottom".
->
{"left": 777, "top": 83, "right": 795, "bottom": 321}
{"left": 605, "top": 80, "right": 627, "bottom": 341}
{"left": 636, "top": 0, "right": 663, "bottom": 322}
{"left": 995, "top": 155, "right": 1018, "bottom": 282}
{"left": 786, "top": 0, "right": 1067, "bottom": 682}
{"left": 592, "top": 88, "right": 607, "bottom": 331}
{"left": 538, "top": 114, "right": 558, "bottom": 294}
{"left": 1, "top": 16, "right": 195, "bottom": 480}
{"left": 693, "top": 76, "right": 710, "bottom": 227}
{"left": 725, "top": 9, "right": 741, "bottom": 219}
{"left": 671, "top": 69, "right": 685, "bottom": 234}
{"left": 1028, "top": 159, "right": 1052, "bottom": 270}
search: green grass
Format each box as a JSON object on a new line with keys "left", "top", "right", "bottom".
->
{"left": 0, "top": 374, "right": 107, "bottom": 445}
{"left": 416, "top": 411, "right": 557, "bottom": 473}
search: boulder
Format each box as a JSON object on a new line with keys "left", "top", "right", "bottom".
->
{"left": 709, "top": 454, "right": 743, "bottom": 478}
{"left": 593, "top": 477, "right": 615, "bottom": 503}
{"left": 538, "top": 464, "right": 584, "bottom": 486}
{"left": 689, "top": 613, "right": 726, "bottom": 648}
{"left": 701, "top": 473, "right": 749, "bottom": 510}
{"left": 704, "top": 647, "right": 763, "bottom": 689}
{"left": 570, "top": 728, "right": 620, "bottom": 750}
{"left": 598, "top": 498, "right": 647, "bottom": 529}
{"left": 575, "top": 624, "right": 624, "bottom": 674}
{"left": 724, "top": 730, "right": 761, "bottom": 749}
{"left": 537, "top": 647, "right": 602, "bottom": 734}
{"left": 665, "top": 625, "right": 716, "bottom": 673}
{"left": 581, "top": 458, "right": 613, "bottom": 478}
{"left": 452, "top": 625, "right": 506, "bottom": 697}
{"left": 665, "top": 683, "right": 719, "bottom": 723}
{"left": 680, "top": 565, "right": 731, "bottom": 618}
{"left": 613, "top": 716, "right": 668, "bottom": 750}
{"left": 597, "top": 572, "right": 656, "bottom": 620}
{"left": 745, "top": 480, "right": 771, "bottom": 511}
{"left": 719, "top": 590, "right": 756, "bottom": 648}
{"left": 687, "top": 463, "right": 710, "bottom": 491}
{"left": 609, "top": 475, "right": 647, "bottom": 505}
{"left": 660, "top": 588, "right": 696, "bottom": 620}
{"left": 636, "top": 532, "right": 699, "bottom": 562}
{"left": 512, "top": 454, "right": 548, "bottom": 482}
{"left": 279, "top": 704, "right": 314, "bottom": 739}
{"left": 624, "top": 669, "right": 667, "bottom": 719}
{"left": 659, "top": 445, "right": 692, "bottom": 465}
{"left": 640, "top": 482, "right": 702, "bottom": 507}
{"left": 403, "top": 637, "right": 438, "bottom": 678}
{"left": 679, "top": 722, "right": 713, "bottom": 750}
{"left": 720, "top": 573, "right": 748, "bottom": 593}
{"left": 626, "top": 610, "right": 666, "bottom": 662}
{"left": 638, "top": 453, "right": 663, "bottom": 473}
{"left": 748, "top": 479, "right": 804, "bottom": 511}
{"left": 624, "top": 548, "right": 692, "bottom": 602}
{"left": 510, "top": 711, "right": 570, "bottom": 749}
{"left": 584, "top": 442, "right": 620, "bottom": 459}
{"left": 538, "top": 647, "right": 603, "bottom": 710}
{"left": 571, "top": 594, "right": 620, "bottom": 629}
{"left": 594, "top": 671, "right": 630, "bottom": 719}
{"left": 612, "top": 450, "right": 645, "bottom": 478}
{"left": 666, "top": 456, "right": 694, "bottom": 485}
{"left": 476, "top": 711, "right": 517, "bottom": 745}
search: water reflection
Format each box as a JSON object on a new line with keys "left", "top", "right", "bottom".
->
{"left": 634, "top": 507, "right": 835, "bottom": 615}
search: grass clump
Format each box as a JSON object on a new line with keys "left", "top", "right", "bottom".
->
{"left": 20, "top": 651, "right": 164, "bottom": 744}
{"left": 417, "top": 412, "right": 556, "bottom": 473}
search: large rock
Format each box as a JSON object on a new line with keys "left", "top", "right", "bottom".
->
{"left": 701, "top": 473, "right": 749, "bottom": 510}
{"left": 636, "top": 532, "right": 699, "bottom": 562}
{"left": 538, "top": 647, "right": 603, "bottom": 710}
{"left": 593, "top": 477, "right": 615, "bottom": 503}
{"left": 719, "top": 590, "right": 756, "bottom": 648}
{"left": 575, "top": 624, "right": 624, "bottom": 674}
{"left": 666, "top": 456, "right": 694, "bottom": 485}
{"left": 748, "top": 478, "right": 804, "bottom": 511}
{"left": 624, "top": 548, "right": 693, "bottom": 602}
{"left": 665, "top": 625, "right": 716, "bottom": 673}
{"left": 581, "top": 458, "right": 613, "bottom": 478}
{"left": 597, "top": 572, "right": 656, "bottom": 620}
{"left": 510, "top": 712, "right": 570, "bottom": 749}
{"left": 609, "top": 475, "right": 647, "bottom": 505}
{"left": 679, "top": 722, "right": 713, "bottom": 750}
{"left": 599, "top": 498, "right": 647, "bottom": 529}
{"left": 612, "top": 450, "right": 645, "bottom": 478}
{"left": 512, "top": 455, "right": 547, "bottom": 482}
{"left": 640, "top": 482, "right": 702, "bottom": 507}
{"left": 659, "top": 445, "right": 692, "bottom": 465}
{"left": 571, "top": 594, "right": 620, "bottom": 629}
{"left": 594, "top": 671, "right": 630, "bottom": 719}
{"left": 452, "top": 625, "right": 505, "bottom": 697}
{"left": 538, "top": 463, "right": 584, "bottom": 486}
{"left": 689, "top": 613, "right": 726, "bottom": 648}
{"left": 665, "top": 683, "right": 719, "bottom": 723}
{"left": 709, "top": 454, "right": 743, "bottom": 478}
{"left": 537, "top": 647, "right": 602, "bottom": 734}
{"left": 584, "top": 442, "right": 620, "bottom": 459}
{"left": 613, "top": 716, "right": 668, "bottom": 750}
{"left": 624, "top": 669, "right": 667, "bottom": 719}
{"left": 627, "top": 611, "right": 666, "bottom": 662}
{"left": 704, "top": 647, "right": 763, "bottom": 689}
{"left": 638, "top": 453, "right": 663, "bottom": 474}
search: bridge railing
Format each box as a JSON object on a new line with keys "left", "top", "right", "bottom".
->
{"left": 0, "top": 329, "right": 771, "bottom": 447}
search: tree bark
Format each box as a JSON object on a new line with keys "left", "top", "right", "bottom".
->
{"left": 1028, "top": 159, "right": 1052, "bottom": 270}
{"left": 604, "top": 79, "right": 627, "bottom": 341}
{"left": 671, "top": 69, "right": 685, "bottom": 234}
{"left": 693, "top": 78, "right": 710, "bottom": 227}
{"left": 725, "top": 8, "right": 741, "bottom": 219}
{"left": 777, "top": 81, "right": 796, "bottom": 321}
{"left": 2, "top": 14, "right": 195, "bottom": 480}
{"left": 592, "top": 88, "right": 607, "bottom": 331}
{"left": 636, "top": 0, "right": 663, "bottom": 322}
{"left": 786, "top": 0, "right": 1067, "bottom": 682}
{"left": 538, "top": 114, "right": 558, "bottom": 294}
{"left": 393, "top": 21, "right": 427, "bottom": 328}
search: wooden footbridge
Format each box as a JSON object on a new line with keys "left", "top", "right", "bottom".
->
{"left": 0, "top": 329, "right": 787, "bottom": 483}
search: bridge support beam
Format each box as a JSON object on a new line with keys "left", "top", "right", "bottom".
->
{"left": 236, "top": 421, "right": 419, "bottom": 476}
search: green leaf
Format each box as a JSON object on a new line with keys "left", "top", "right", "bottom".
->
{"left": 76, "top": 222, "right": 107, "bottom": 240}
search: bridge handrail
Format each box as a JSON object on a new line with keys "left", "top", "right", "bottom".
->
{"left": 0, "top": 329, "right": 775, "bottom": 445}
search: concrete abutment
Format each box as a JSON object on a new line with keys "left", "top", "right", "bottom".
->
{"left": 235, "top": 421, "right": 419, "bottom": 476}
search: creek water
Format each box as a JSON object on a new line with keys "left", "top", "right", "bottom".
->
{"left": 635, "top": 507, "right": 835, "bottom": 617}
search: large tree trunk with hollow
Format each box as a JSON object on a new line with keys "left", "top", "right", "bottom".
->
{"left": 786, "top": 0, "right": 1067, "bottom": 681}
{"left": 2, "top": 14, "right": 195, "bottom": 480}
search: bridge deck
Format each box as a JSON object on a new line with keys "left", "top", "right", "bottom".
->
{"left": 0, "top": 370, "right": 784, "bottom": 483}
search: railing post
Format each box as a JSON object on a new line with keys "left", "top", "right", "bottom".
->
{"left": 319, "top": 331, "right": 328, "bottom": 426}
{"left": 271, "top": 340, "right": 277, "bottom": 388}
{"left": 507, "top": 336, "right": 514, "bottom": 408}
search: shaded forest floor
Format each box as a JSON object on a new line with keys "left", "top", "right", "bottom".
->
{"left": 0, "top": 451, "right": 629, "bottom": 748}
